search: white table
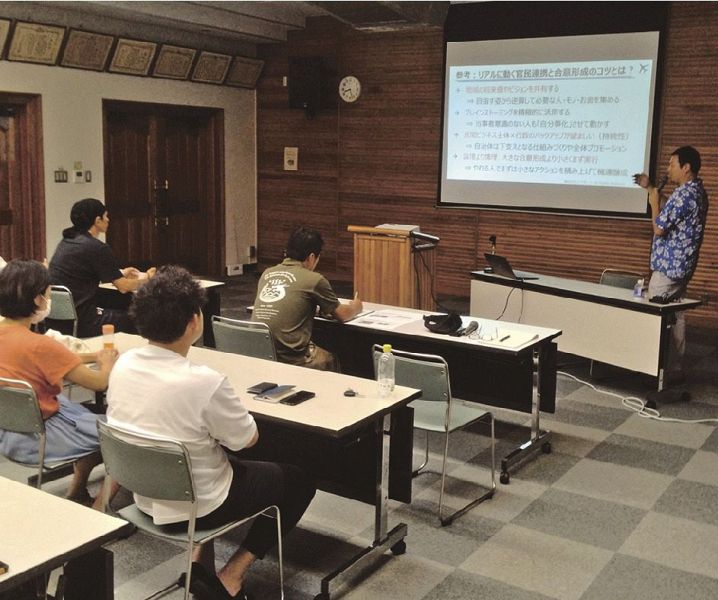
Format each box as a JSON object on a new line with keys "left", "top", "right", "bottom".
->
{"left": 0, "top": 476, "right": 131, "bottom": 598}
{"left": 91, "top": 333, "right": 420, "bottom": 600}
{"left": 314, "top": 302, "right": 562, "bottom": 484}
{"left": 98, "top": 278, "right": 223, "bottom": 291}
{"left": 470, "top": 270, "right": 702, "bottom": 390}
{"left": 97, "top": 278, "right": 225, "bottom": 347}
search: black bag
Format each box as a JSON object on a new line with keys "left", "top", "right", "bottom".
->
{"left": 423, "top": 312, "right": 462, "bottom": 335}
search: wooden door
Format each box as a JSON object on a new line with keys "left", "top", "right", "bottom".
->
{"left": 0, "top": 94, "right": 45, "bottom": 261}
{"left": 103, "top": 101, "right": 224, "bottom": 276}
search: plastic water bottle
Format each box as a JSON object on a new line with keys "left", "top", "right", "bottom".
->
{"left": 102, "top": 323, "right": 115, "bottom": 349}
{"left": 377, "top": 344, "right": 395, "bottom": 398}
{"left": 633, "top": 278, "right": 645, "bottom": 298}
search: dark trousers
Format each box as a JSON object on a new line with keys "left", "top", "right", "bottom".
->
{"left": 193, "top": 458, "right": 315, "bottom": 559}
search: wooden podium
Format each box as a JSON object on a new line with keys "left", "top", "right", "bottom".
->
{"left": 347, "top": 225, "right": 436, "bottom": 310}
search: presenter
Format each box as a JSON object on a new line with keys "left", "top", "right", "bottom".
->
{"left": 49, "top": 198, "right": 156, "bottom": 337}
{"left": 252, "top": 226, "right": 363, "bottom": 371}
{"left": 634, "top": 146, "right": 708, "bottom": 381}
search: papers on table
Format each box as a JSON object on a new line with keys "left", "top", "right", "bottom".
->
{"left": 351, "top": 309, "right": 419, "bottom": 331}
{"left": 477, "top": 329, "right": 539, "bottom": 349}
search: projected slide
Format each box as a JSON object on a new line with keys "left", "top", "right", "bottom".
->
{"left": 446, "top": 59, "right": 653, "bottom": 188}
{"left": 439, "top": 32, "right": 661, "bottom": 215}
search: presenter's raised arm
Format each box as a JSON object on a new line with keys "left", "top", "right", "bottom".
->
{"left": 633, "top": 173, "right": 664, "bottom": 236}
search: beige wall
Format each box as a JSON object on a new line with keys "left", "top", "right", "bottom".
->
{"left": 0, "top": 60, "right": 256, "bottom": 269}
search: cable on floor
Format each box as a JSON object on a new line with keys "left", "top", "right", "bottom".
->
{"left": 557, "top": 370, "right": 718, "bottom": 424}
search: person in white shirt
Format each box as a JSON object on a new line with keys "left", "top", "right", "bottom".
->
{"left": 106, "top": 265, "right": 315, "bottom": 600}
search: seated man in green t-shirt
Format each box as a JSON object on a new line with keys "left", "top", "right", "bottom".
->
{"left": 252, "top": 227, "right": 363, "bottom": 371}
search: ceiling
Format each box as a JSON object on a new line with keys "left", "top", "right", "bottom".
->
{"left": 1, "top": 1, "right": 449, "bottom": 57}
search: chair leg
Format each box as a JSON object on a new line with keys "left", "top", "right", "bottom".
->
{"left": 182, "top": 542, "right": 194, "bottom": 600}
{"left": 273, "top": 506, "right": 284, "bottom": 599}
{"left": 437, "top": 428, "right": 451, "bottom": 525}
{"left": 438, "top": 414, "right": 497, "bottom": 527}
{"left": 411, "top": 430, "right": 430, "bottom": 477}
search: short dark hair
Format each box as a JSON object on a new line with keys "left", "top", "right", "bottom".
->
{"left": 0, "top": 259, "right": 49, "bottom": 319}
{"left": 672, "top": 146, "right": 701, "bottom": 175}
{"left": 285, "top": 227, "right": 323, "bottom": 261}
{"left": 129, "top": 265, "right": 207, "bottom": 343}
{"left": 63, "top": 198, "right": 106, "bottom": 239}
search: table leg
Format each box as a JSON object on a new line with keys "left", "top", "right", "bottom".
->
{"left": 656, "top": 314, "right": 669, "bottom": 392}
{"left": 500, "top": 348, "right": 552, "bottom": 484}
{"left": 203, "top": 288, "right": 221, "bottom": 348}
{"left": 315, "top": 414, "right": 407, "bottom": 600}
{"left": 62, "top": 547, "right": 114, "bottom": 600}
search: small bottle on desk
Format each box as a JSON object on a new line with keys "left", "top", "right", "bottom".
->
{"left": 633, "top": 278, "right": 645, "bottom": 298}
{"left": 102, "top": 324, "right": 115, "bottom": 349}
{"left": 377, "top": 344, "right": 395, "bottom": 398}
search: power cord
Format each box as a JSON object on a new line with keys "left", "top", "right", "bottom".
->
{"left": 493, "top": 287, "right": 525, "bottom": 322}
{"left": 557, "top": 370, "right": 718, "bottom": 424}
{"left": 494, "top": 287, "right": 517, "bottom": 320}
{"left": 413, "top": 244, "right": 449, "bottom": 313}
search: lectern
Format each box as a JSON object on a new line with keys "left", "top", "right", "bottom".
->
{"left": 347, "top": 225, "right": 436, "bottom": 310}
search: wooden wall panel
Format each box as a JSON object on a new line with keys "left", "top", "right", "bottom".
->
{"left": 257, "top": 7, "right": 718, "bottom": 329}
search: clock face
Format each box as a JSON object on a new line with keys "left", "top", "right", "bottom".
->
{"left": 339, "top": 76, "right": 361, "bottom": 103}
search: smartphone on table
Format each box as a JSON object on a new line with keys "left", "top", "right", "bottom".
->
{"left": 279, "top": 390, "right": 315, "bottom": 406}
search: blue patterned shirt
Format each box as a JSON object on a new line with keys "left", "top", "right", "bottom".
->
{"left": 650, "top": 178, "right": 708, "bottom": 281}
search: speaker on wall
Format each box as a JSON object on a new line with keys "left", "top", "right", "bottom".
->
{"left": 288, "top": 56, "right": 337, "bottom": 117}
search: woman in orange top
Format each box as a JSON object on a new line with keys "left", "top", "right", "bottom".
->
{"left": 0, "top": 259, "right": 118, "bottom": 506}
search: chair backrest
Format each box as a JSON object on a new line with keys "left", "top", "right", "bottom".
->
{"left": 599, "top": 269, "right": 644, "bottom": 290}
{"left": 372, "top": 345, "right": 450, "bottom": 403}
{"left": 49, "top": 285, "right": 78, "bottom": 337}
{"left": 0, "top": 377, "right": 44, "bottom": 435}
{"left": 211, "top": 316, "right": 276, "bottom": 361}
{"left": 97, "top": 421, "right": 196, "bottom": 503}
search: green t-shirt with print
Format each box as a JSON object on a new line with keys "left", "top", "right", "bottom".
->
{"left": 253, "top": 258, "right": 339, "bottom": 363}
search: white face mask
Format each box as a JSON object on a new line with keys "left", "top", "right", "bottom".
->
{"left": 30, "top": 297, "right": 52, "bottom": 325}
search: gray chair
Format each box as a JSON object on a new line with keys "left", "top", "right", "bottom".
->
{"left": 0, "top": 376, "right": 85, "bottom": 488}
{"left": 372, "top": 346, "right": 495, "bottom": 526}
{"left": 590, "top": 269, "right": 645, "bottom": 377}
{"left": 97, "top": 421, "right": 284, "bottom": 600}
{"left": 599, "top": 268, "right": 644, "bottom": 290}
{"left": 48, "top": 284, "right": 79, "bottom": 337}
{"left": 212, "top": 315, "right": 277, "bottom": 361}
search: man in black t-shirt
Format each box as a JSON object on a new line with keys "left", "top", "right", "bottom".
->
{"left": 49, "top": 198, "right": 155, "bottom": 337}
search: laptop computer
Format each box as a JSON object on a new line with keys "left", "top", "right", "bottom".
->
{"left": 484, "top": 253, "right": 539, "bottom": 281}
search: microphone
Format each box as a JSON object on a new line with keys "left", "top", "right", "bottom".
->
{"left": 657, "top": 175, "right": 668, "bottom": 192}
{"left": 462, "top": 321, "right": 479, "bottom": 336}
{"left": 410, "top": 231, "right": 440, "bottom": 244}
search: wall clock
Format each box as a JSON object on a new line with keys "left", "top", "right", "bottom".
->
{"left": 338, "top": 75, "right": 361, "bottom": 103}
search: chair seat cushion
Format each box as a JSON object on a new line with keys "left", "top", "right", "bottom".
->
{"left": 117, "top": 504, "right": 242, "bottom": 544}
{"left": 409, "top": 399, "right": 490, "bottom": 433}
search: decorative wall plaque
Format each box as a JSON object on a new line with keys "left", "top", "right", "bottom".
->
{"left": 61, "top": 30, "right": 114, "bottom": 71}
{"left": 153, "top": 45, "right": 196, "bottom": 80}
{"left": 8, "top": 22, "right": 65, "bottom": 65}
{"left": 225, "top": 56, "right": 265, "bottom": 89}
{"left": 109, "top": 38, "right": 157, "bottom": 75}
{"left": 191, "top": 51, "right": 231, "bottom": 84}
{"left": 0, "top": 19, "right": 10, "bottom": 57}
